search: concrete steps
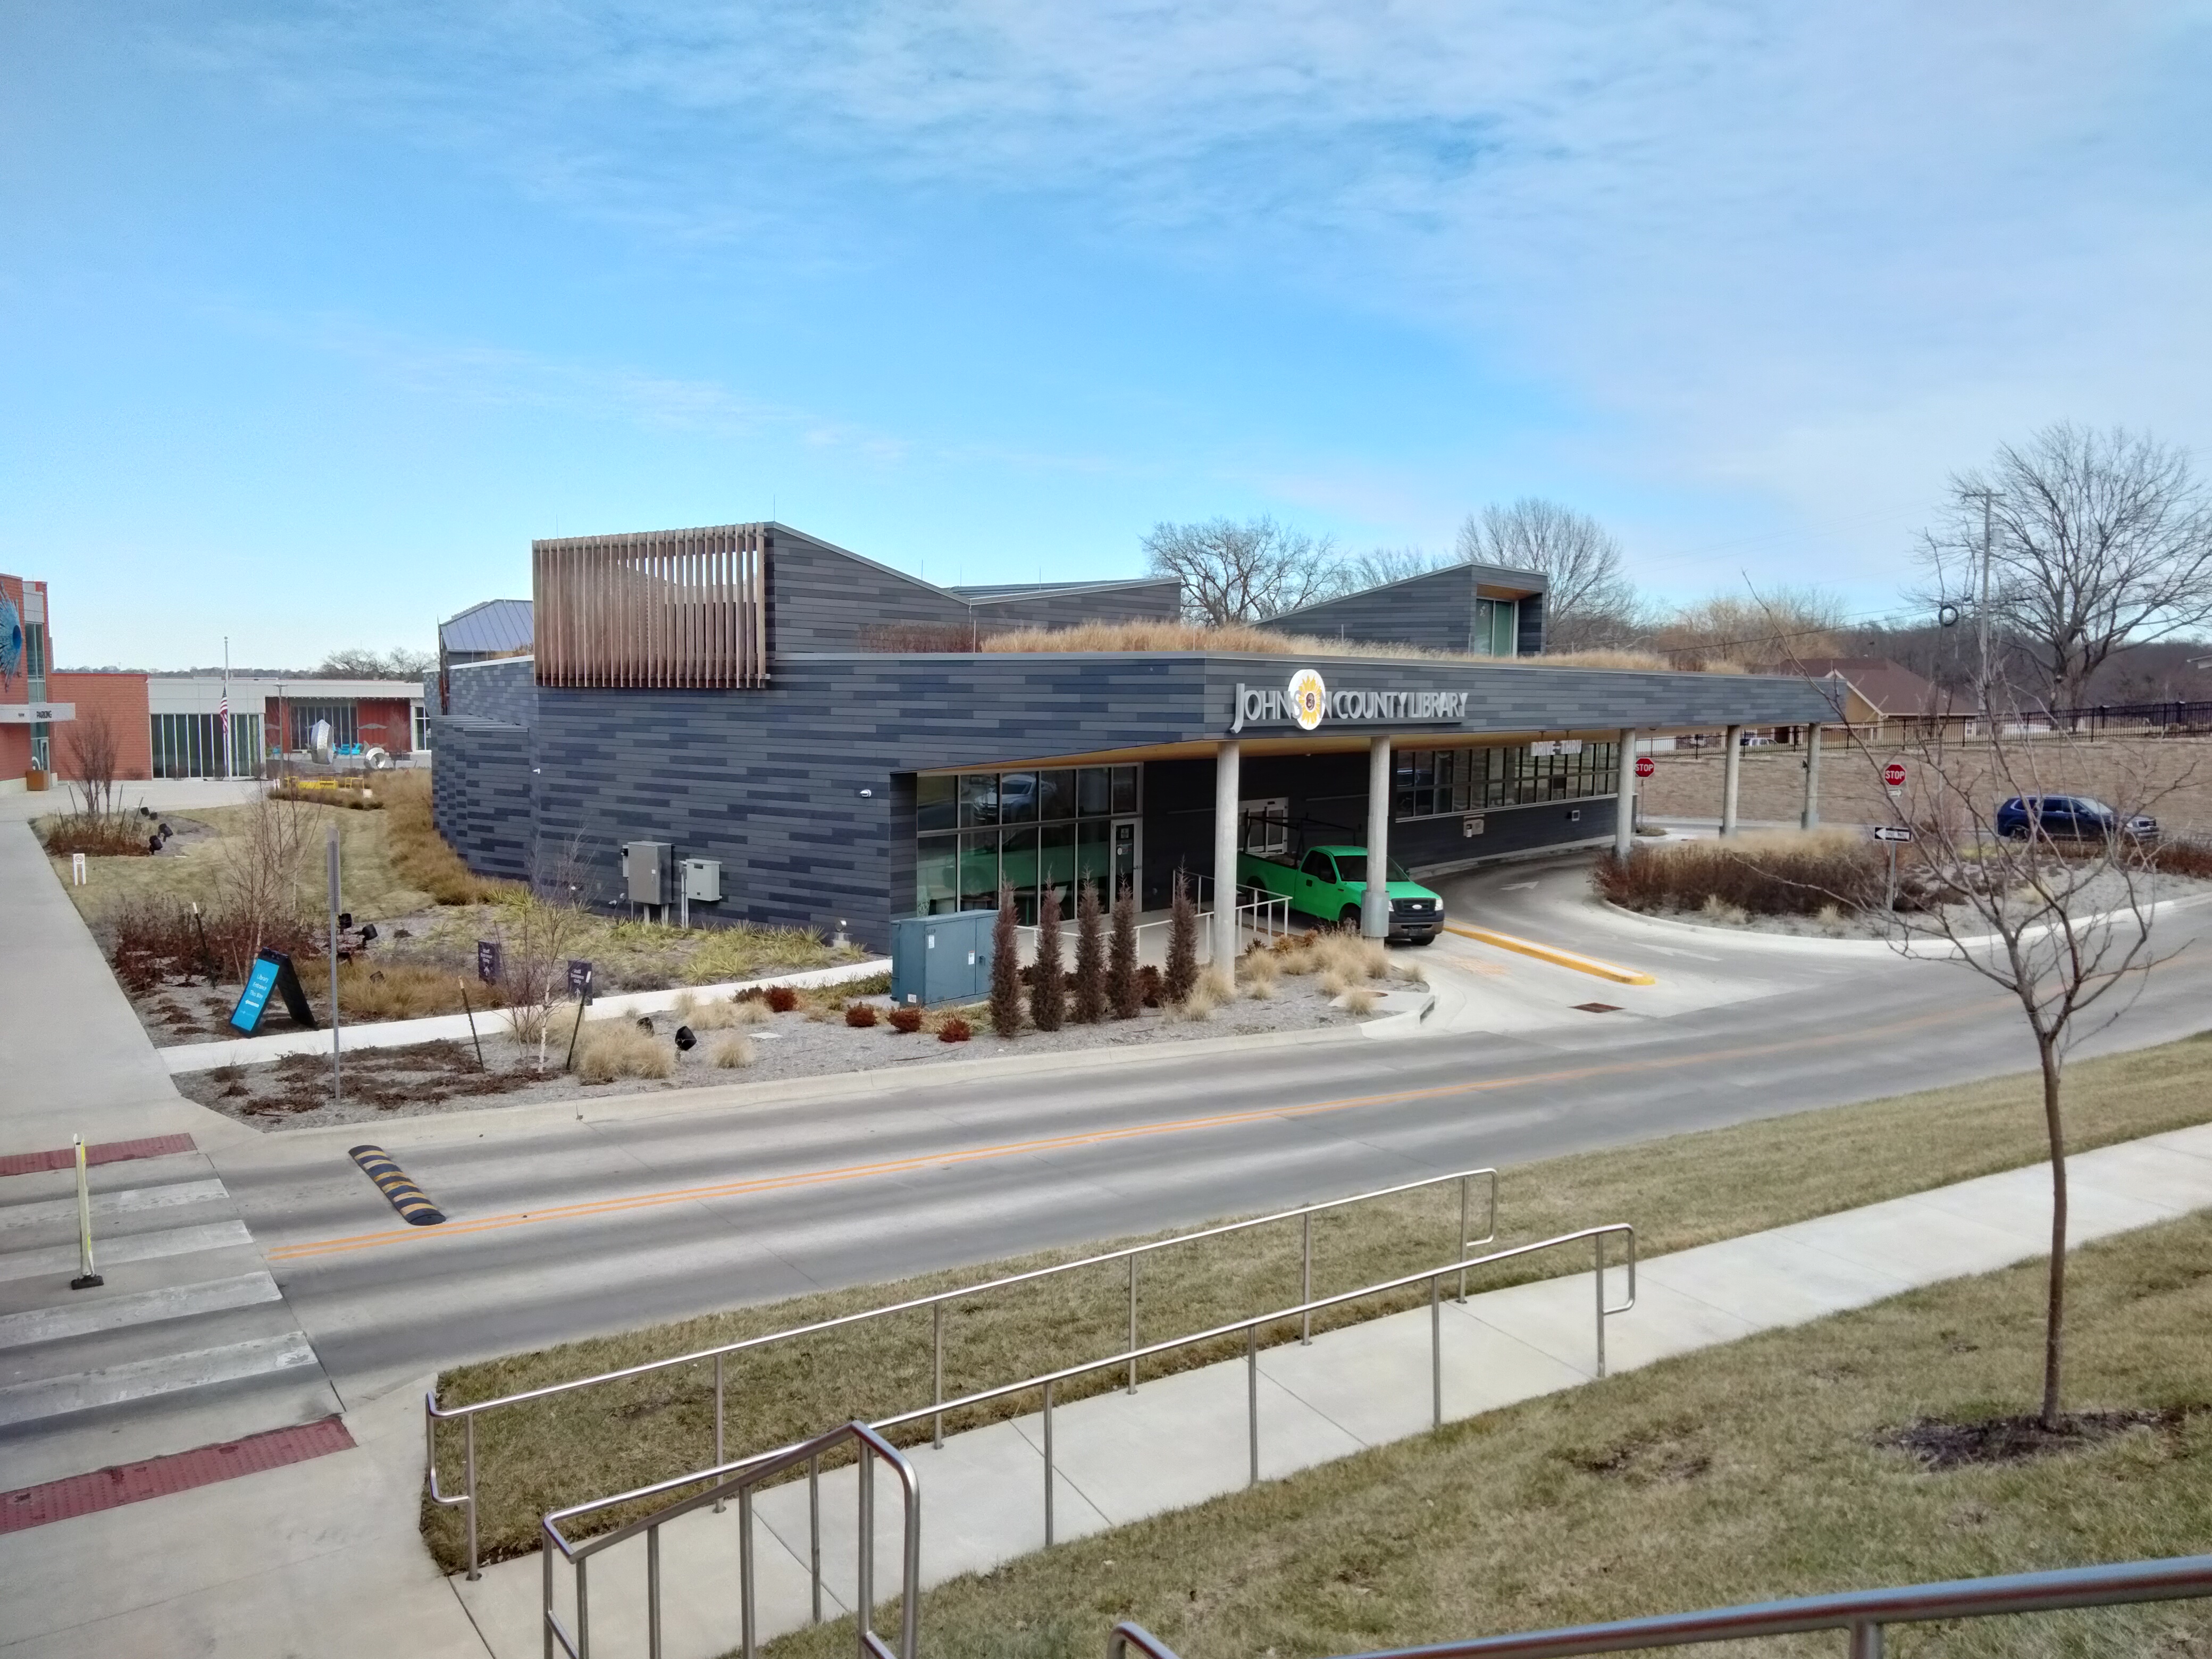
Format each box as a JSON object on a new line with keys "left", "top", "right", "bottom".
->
{"left": 0, "top": 1143, "right": 343, "bottom": 1488}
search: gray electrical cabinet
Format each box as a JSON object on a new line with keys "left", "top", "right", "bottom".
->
{"left": 681, "top": 858, "right": 722, "bottom": 902}
{"left": 890, "top": 910, "right": 996, "bottom": 1007}
{"left": 622, "top": 841, "right": 671, "bottom": 906}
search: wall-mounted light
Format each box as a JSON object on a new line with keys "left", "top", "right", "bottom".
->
{"left": 858, "top": 787, "right": 874, "bottom": 797}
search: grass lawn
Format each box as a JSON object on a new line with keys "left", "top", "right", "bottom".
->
{"left": 424, "top": 1029, "right": 2212, "bottom": 1574}
{"left": 768, "top": 1210, "right": 2212, "bottom": 1659}
{"left": 52, "top": 792, "right": 437, "bottom": 922}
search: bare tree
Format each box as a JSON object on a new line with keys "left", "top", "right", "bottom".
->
{"left": 1921, "top": 424, "right": 2212, "bottom": 709}
{"left": 1143, "top": 517, "right": 1343, "bottom": 625}
{"left": 319, "top": 647, "right": 437, "bottom": 679}
{"left": 1459, "top": 498, "right": 1638, "bottom": 649}
{"left": 62, "top": 706, "right": 122, "bottom": 820}
{"left": 1342, "top": 546, "right": 1451, "bottom": 591}
{"left": 1826, "top": 690, "right": 2183, "bottom": 1429}
{"left": 214, "top": 790, "right": 311, "bottom": 977}
{"left": 498, "top": 837, "right": 593, "bottom": 1050}
{"left": 1654, "top": 588, "right": 1848, "bottom": 669}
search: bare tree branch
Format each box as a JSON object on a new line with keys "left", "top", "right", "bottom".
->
{"left": 1143, "top": 517, "right": 1343, "bottom": 625}
{"left": 1459, "top": 498, "right": 1638, "bottom": 649}
{"left": 1920, "top": 423, "right": 2212, "bottom": 709}
{"left": 1815, "top": 656, "right": 2193, "bottom": 1429}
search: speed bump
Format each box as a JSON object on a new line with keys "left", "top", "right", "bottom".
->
{"left": 347, "top": 1145, "right": 446, "bottom": 1226}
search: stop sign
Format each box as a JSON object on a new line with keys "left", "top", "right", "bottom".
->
{"left": 1635, "top": 756, "right": 1655, "bottom": 779}
{"left": 1883, "top": 761, "right": 1907, "bottom": 787}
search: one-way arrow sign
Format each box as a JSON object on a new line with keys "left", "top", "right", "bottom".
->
{"left": 1871, "top": 826, "right": 1914, "bottom": 843}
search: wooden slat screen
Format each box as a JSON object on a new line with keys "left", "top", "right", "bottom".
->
{"left": 533, "top": 524, "right": 769, "bottom": 689}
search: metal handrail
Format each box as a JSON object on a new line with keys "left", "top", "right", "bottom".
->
{"left": 541, "top": 1419, "right": 919, "bottom": 1659}
{"left": 1109, "top": 1553, "right": 2212, "bottom": 1659}
{"left": 539, "top": 1224, "right": 1632, "bottom": 1564}
{"left": 429, "top": 1163, "right": 1502, "bottom": 1578}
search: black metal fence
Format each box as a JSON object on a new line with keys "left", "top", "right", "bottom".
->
{"left": 2047, "top": 701, "right": 2212, "bottom": 734}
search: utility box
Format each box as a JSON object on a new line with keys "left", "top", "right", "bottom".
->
{"left": 890, "top": 910, "right": 996, "bottom": 1007}
{"left": 681, "top": 858, "right": 723, "bottom": 903}
{"left": 622, "top": 841, "right": 671, "bottom": 906}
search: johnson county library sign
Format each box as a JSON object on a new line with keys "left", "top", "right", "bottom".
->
{"left": 1230, "top": 671, "right": 1470, "bottom": 734}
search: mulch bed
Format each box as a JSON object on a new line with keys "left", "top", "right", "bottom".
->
{"left": 189, "top": 1041, "right": 543, "bottom": 1120}
{"left": 1883, "top": 1406, "right": 2205, "bottom": 1470}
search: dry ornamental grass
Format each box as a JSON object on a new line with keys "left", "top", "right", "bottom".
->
{"left": 1596, "top": 829, "right": 1891, "bottom": 918}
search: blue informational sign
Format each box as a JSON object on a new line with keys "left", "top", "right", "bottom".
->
{"left": 230, "top": 956, "right": 281, "bottom": 1033}
{"left": 567, "top": 959, "right": 594, "bottom": 999}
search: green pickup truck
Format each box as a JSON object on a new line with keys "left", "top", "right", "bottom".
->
{"left": 1237, "top": 845, "right": 1444, "bottom": 944}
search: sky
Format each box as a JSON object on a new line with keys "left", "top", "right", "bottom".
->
{"left": 3, "top": 2, "right": 2207, "bottom": 671}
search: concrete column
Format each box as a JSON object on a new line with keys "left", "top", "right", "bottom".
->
{"left": 1213, "top": 739, "right": 1241, "bottom": 978}
{"left": 1613, "top": 728, "right": 1638, "bottom": 857}
{"left": 1361, "top": 735, "right": 1392, "bottom": 939}
{"left": 1721, "top": 725, "right": 1742, "bottom": 837}
{"left": 1800, "top": 724, "right": 1823, "bottom": 830}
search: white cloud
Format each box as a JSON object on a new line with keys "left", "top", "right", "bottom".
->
{"left": 150, "top": 1, "right": 2212, "bottom": 592}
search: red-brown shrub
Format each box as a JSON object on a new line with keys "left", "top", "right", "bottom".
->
{"left": 937, "top": 1016, "right": 972, "bottom": 1043}
{"left": 765, "top": 985, "right": 800, "bottom": 1013}
{"left": 844, "top": 1003, "right": 878, "bottom": 1028}
{"left": 889, "top": 1006, "right": 924, "bottom": 1034}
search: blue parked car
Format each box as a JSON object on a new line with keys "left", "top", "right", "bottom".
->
{"left": 1993, "top": 795, "right": 2158, "bottom": 843}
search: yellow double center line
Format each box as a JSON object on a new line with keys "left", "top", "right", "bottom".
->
{"left": 265, "top": 1002, "right": 1975, "bottom": 1265}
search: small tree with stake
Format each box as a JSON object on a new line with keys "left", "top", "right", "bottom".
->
{"left": 1072, "top": 881, "right": 1107, "bottom": 1024}
{"left": 1108, "top": 880, "right": 1141, "bottom": 1019}
{"left": 1784, "top": 617, "right": 2190, "bottom": 1433}
{"left": 989, "top": 884, "right": 1024, "bottom": 1038}
{"left": 1163, "top": 871, "right": 1199, "bottom": 1004}
{"left": 1030, "top": 886, "right": 1066, "bottom": 1031}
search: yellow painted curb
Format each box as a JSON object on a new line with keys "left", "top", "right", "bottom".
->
{"left": 1443, "top": 924, "right": 1657, "bottom": 986}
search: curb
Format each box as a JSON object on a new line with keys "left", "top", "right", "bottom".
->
{"left": 1593, "top": 890, "right": 2212, "bottom": 956}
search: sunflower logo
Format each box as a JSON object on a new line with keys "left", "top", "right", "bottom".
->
{"left": 1288, "top": 668, "right": 1328, "bottom": 732}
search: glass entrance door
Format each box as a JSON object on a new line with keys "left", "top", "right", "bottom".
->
{"left": 1111, "top": 818, "right": 1139, "bottom": 902}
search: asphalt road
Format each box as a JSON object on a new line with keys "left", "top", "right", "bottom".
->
{"left": 212, "top": 856, "right": 2212, "bottom": 1407}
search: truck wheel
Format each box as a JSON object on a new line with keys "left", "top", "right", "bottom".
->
{"left": 1338, "top": 906, "right": 1361, "bottom": 930}
{"left": 1409, "top": 933, "right": 1436, "bottom": 946}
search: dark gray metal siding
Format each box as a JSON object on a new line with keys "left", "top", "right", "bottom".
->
{"left": 446, "top": 657, "right": 538, "bottom": 726}
{"left": 523, "top": 655, "right": 1210, "bottom": 950}
{"left": 766, "top": 527, "right": 974, "bottom": 652}
{"left": 1515, "top": 592, "right": 1546, "bottom": 658}
{"left": 1270, "top": 563, "right": 1551, "bottom": 656}
{"left": 427, "top": 647, "right": 1834, "bottom": 947}
{"left": 1270, "top": 565, "right": 1479, "bottom": 652}
{"left": 430, "top": 717, "right": 532, "bottom": 881}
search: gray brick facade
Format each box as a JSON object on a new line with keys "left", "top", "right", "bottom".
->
{"left": 1270, "top": 563, "right": 1547, "bottom": 656}
{"left": 428, "top": 527, "right": 1836, "bottom": 951}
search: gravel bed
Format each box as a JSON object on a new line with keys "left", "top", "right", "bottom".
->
{"left": 179, "top": 978, "right": 1385, "bottom": 1132}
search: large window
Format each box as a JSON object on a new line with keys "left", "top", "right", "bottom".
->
{"left": 287, "top": 701, "right": 358, "bottom": 749}
{"left": 1473, "top": 598, "right": 1518, "bottom": 657}
{"left": 1395, "top": 742, "right": 1618, "bottom": 819}
{"left": 152, "top": 713, "right": 264, "bottom": 779}
{"left": 917, "top": 764, "right": 1138, "bottom": 919}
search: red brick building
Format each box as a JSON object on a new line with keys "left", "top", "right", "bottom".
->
{"left": 2, "top": 569, "right": 424, "bottom": 790}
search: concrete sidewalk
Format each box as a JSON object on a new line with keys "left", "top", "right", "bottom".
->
{"left": 160, "top": 959, "right": 894, "bottom": 1074}
{"left": 453, "top": 1122, "right": 2212, "bottom": 1659}
{"left": 0, "top": 823, "right": 199, "bottom": 1146}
